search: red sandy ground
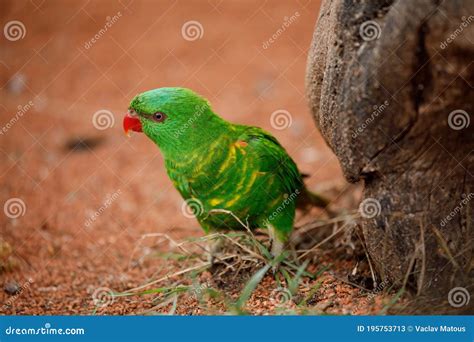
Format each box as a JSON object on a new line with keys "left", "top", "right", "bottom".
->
{"left": 0, "top": 0, "right": 393, "bottom": 314}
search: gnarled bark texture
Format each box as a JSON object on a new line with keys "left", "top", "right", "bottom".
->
{"left": 306, "top": 0, "right": 473, "bottom": 300}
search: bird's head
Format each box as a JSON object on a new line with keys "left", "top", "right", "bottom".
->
{"left": 123, "top": 87, "right": 223, "bottom": 155}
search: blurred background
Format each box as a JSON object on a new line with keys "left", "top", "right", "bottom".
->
{"left": 0, "top": 0, "right": 347, "bottom": 314}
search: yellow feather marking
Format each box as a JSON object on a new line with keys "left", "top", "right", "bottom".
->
{"left": 235, "top": 140, "right": 248, "bottom": 147}
{"left": 234, "top": 140, "right": 248, "bottom": 154}
{"left": 224, "top": 193, "right": 242, "bottom": 207}
{"left": 209, "top": 198, "right": 223, "bottom": 206}
{"left": 207, "top": 143, "right": 247, "bottom": 196}
{"left": 218, "top": 144, "right": 236, "bottom": 174}
{"left": 224, "top": 170, "right": 259, "bottom": 207}
{"left": 200, "top": 139, "right": 222, "bottom": 167}
{"left": 269, "top": 196, "right": 282, "bottom": 208}
{"left": 238, "top": 171, "right": 254, "bottom": 194}
{"left": 232, "top": 156, "right": 248, "bottom": 192}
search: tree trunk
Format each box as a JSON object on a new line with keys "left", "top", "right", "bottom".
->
{"left": 306, "top": 0, "right": 473, "bottom": 304}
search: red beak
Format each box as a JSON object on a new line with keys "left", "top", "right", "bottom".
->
{"left": 123, "top": 113, "right": 143, "bottom": 135}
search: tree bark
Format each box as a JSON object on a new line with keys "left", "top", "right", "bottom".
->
{"left": 306, "top": 0, "right": 473, "bottom": 301}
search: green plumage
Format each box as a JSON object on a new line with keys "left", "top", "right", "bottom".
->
{"left": 129, "top": 87, "right": 321, "bottom": 250}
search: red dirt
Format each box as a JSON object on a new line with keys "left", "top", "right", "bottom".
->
{"left": 1, "top": 0, "right": 394, "bottom": 315}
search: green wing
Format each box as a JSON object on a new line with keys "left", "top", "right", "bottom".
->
{"left": 238, "top": 126, "right": 303, "bottom": 195}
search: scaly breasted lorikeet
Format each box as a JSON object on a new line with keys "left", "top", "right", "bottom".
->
{"left": 123, "top": 87, "right": 328, "bottom": 257}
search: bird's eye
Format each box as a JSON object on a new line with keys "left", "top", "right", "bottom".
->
{"left": 151, "top": 112, "right": 167, "bottom": 123}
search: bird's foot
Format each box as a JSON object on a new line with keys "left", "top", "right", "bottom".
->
{"left": 207, "top": 236, "right": 224, "bottom": 266}
{"left": 271, "top": 238, "right": 284, "bottom": 274}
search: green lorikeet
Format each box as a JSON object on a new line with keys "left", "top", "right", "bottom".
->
{"left": 123, "top": 87, "right": 328, "bottom": 257}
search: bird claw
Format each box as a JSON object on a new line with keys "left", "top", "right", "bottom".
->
{"left": 271, "top": 262, "right": 281, "bottom": 275}
{"left": 207, "top": 236, "right": 223, "bottom": 266}
{"left": 270, "top": 237, "right": 284, "bottom": 274}
{"left": 207, "top": 251, "right": 215, "bottom": 266}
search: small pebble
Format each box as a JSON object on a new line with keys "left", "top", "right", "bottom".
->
{"left": 4, "top": 281, "right": 20, "bottom": 295}
{"left": 7, "top": 73, "right": 26, "bottom": 94}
